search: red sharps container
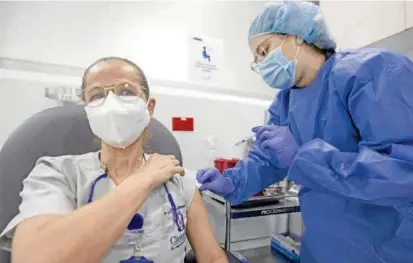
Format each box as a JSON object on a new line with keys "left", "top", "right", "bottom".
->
{"left": 214, "top": 158, "right": 240, "bottom": 173}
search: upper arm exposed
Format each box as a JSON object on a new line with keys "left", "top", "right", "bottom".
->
{"left": 186, "top": 190, "right": 225, "bottom": 262}
{"left": 186, "top": 190, "right": 210, "bottom": 227}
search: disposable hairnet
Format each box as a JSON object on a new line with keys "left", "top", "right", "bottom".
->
{"left": 249, "top": 1, "right": 336, "bottom": 51}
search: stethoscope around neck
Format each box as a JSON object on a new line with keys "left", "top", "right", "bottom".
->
{"left": 86, "top": 156, "right": 185, "bottom": 232}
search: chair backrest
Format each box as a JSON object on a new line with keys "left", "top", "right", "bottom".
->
{"left": 0, "top": 104, "right": 182, "bottom": 262}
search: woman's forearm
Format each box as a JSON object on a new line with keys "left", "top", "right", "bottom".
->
{"left": 12, "top": 176, "right": 152, "bottom": 263}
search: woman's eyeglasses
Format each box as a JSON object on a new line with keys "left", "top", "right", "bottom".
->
{"left": 82, "top": 82, "right": 147, "bottom": 106}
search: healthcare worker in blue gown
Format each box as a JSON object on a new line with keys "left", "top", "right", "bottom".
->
{"left": 196, "top": 2, "right": 413, "bottom": 263}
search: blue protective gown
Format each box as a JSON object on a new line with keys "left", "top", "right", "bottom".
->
{"left": 223, "top": 49, "right": 413, "bottom": 263}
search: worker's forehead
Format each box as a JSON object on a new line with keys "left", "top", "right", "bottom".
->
{"left": 84, "top": 60, "right": 142, "bottom": 87}
{"left": 250, "top": 33, "right": 285, "bottom": 52}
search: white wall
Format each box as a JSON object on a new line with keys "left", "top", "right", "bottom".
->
{"left": 2, "top": 1, "right": 410, "bottom": 97}
{"left": 153, "top": 90, "right": 270, "bottom": 170}
{"left": 0, "top": 78, "right": 59, "bottom": 147}
{"left": 0, "top": 1, "right": 275, "bottom": 99}
{"left": 321, "top": 1, "right": 407, "bottom": 50}
{"left": 407, "top": 1, "right": 413, "bottom": 28}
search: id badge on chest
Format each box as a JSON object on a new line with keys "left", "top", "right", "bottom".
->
{"left": 118, "top": 182, "right": 185, "bottom": 262}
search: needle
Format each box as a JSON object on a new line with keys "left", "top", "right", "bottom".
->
{"left": 233, "top": 135, "right": 256, "bottom": 147}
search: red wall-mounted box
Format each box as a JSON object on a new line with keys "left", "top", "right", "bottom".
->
{"left": 172, "top": 117, "right": 194, "bottom": 131}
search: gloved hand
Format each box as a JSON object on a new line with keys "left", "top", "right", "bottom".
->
{"left": 252, "top": 125, "right": 298, "bottom": 168}
{"left": 196, "top": 168, "right": 235, "bottom": 196}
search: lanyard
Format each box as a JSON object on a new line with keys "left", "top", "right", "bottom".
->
{"left": 164, "top": 184, "right": 185, "bottom": 232}
{"left": 87, "top": 173, "right": 185, "bottom": 232}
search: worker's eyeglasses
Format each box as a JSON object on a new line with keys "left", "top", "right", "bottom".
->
{"left": 250, "top": 54, "right": 265, "bottom": 74}
{"left": 250, "top": 45, "right": 270, "bottom": 74}
{"left": 250, "top": 34, "right": 285, "bottom": 74}
{"left": 82, "top": 82, "right": 147, "bottom": 106}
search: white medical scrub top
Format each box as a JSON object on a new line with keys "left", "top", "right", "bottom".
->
{"left": 0, "top": 152, "right": 197, "bottom": 263}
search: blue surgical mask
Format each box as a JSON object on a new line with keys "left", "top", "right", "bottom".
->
{"left": 258, "top": 39, "right": 300, "bottom": 90}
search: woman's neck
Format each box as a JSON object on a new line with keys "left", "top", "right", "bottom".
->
{"left": 295, "top": 47, "right": 326, "bottom": 88}
{"left": 100, "top": 138, "right": 144, "bottom": 185}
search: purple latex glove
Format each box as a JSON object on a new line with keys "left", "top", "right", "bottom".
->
{"left": 252, "top": 125, "right": 298, "bottom": 167}
{"left": 196, "top": 168, "right": 235, "bottom": 196}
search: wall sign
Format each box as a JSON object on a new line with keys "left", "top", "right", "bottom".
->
{"left": 188, "top": 36, "right": 224, "bottom": 85}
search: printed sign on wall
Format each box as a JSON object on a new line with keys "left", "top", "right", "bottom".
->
{"left": 188, "top": 36, "right": 224, "bottom": 85}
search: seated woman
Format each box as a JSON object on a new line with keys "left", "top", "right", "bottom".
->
{"left": 0, "top": 57, "right": 227, "bottom": 263}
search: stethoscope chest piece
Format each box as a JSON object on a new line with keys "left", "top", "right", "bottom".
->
{"left": 128, "top": 213, "right": 144, "bottom": 230}
{"left": 119, "top": 256, "right": 154, "bottom": 263}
